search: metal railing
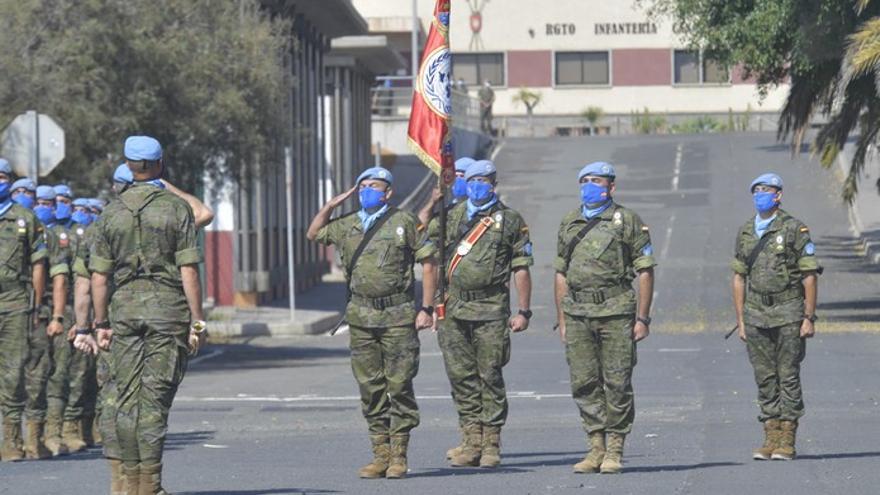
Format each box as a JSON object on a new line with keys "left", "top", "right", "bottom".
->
{"left": 370, "top": 76, "right": 482, "bottom": 132}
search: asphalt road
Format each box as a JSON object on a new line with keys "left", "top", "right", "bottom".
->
{"left": 4, "top": 133, "right": 880, "bottom": 495}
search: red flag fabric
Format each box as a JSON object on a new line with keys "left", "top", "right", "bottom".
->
{"left": 407, "top": 0, "right": 454, "bottom": 186}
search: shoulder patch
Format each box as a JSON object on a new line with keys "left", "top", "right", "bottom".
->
{"left": 804, "top": 242, "right": 815, "bottom": 255}
{"left": 17, "top": 218, "right": 26, "bottom": 228}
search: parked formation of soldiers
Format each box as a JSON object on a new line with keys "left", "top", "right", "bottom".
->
{"left": 0, "top": 135, "right": 214, "bottom": 495}
{"left": 309, "top": 159, "right": 819, "bottom": 478}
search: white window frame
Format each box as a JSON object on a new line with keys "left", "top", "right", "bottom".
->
{"left": 552, "top": 50, "right": 613, "bottom": 89}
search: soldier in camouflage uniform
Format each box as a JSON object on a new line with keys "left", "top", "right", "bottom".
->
{"left": 732, "top": 173, "right": 819, "bottom": 461}
{"left": 417, "top": 157, "right": 473, "bottom": 227}
{"left": 86, "top": 136, "right": 206, "bottom": 494}
{"left": 308, "top": 166, "right": 437, "bottom": 479}
{"left": 427, "top": 159, "right": 533, "bottom": 468}
{"left": 20, "top": 185, "right": 71, "bottom": 460}
{"left": 0, "top": 159, "right": 49, "bottom": 462}
{"left": 555, "top": 162, "right": 656, "bottom": 475}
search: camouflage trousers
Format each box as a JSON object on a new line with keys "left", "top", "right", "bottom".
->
{"left": 745, "top": 322, "right": 806, "bottom": 422}
{"left": 349, "top": 325, "right": 420, "bottom": 436}
{"left": 43, "top": 308, "right": 97, "bottom": 422}
{"left": 109, "top": 317, "right": 188, "bottom": 465}
{"left": 96, "top": 349, "right": 120, "bottom": 459}
{"left": 438, "top": 317, "right": 511, "bottom": 427}
{"left": 0, "top": 307, "right": 53, "bottom": 422}
{"left": 564, "top": 313, "right": 637, "bottom": 434}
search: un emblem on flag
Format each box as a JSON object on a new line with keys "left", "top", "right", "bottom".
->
{"left": 420, "top": 47, "right": 451, "bottom": 118}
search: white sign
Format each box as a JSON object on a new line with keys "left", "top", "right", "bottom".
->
{"left": 0, "top": 111, "right": 65, "bottom": 178}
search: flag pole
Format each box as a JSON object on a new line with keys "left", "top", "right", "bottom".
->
{"left": 436, "top": 166, "right": 448, "bottom": 320}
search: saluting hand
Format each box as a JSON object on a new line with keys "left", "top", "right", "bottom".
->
{"left": 328, "top": 185, "right": 358, "bottom": 209}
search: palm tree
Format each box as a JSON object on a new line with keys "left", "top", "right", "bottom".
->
{"left": 512, "top": 87, "right": 542, "bottom": 137}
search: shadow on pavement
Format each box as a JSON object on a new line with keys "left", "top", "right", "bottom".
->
{"left": 408, "top": 466, "right": 530, "bottom": 478}
{"left": 624, "top": 461, "right": 742, "bottom": 473}
{"left": 179, "top": 490, "right": 339, "bottom": 495}
{"left": 502, "top": 450, "right": 585, "bottom": 459}
{"left": 799, "top": 451, "right": 880, "bottom": 460}
{"left": 166, "top": 430, "right": 216, "bottom": 450}
{"left": 189, "top": 344, "right": 350, "bottom": 373}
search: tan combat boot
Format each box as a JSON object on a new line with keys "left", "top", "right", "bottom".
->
{"left": 23, "top": 420, "right": 52, "bottom": 460}
{"left": 446, "top": 427, "right": 465, "bottom": 460}
{"left": 1, "top": 418, "right": 24, "bottom": 462}
{"left": 108, "top": 458, "right": 126, "bottom": 495}
{"left": 753, "top": 419, "right": 781, "bottom": 460}
{"left": 43, "top": 414, "right": 68, "bottom": 456}
{"left": 600, "top": 432, "right": 625, "bottom": 474}
{"left": 358, "top": 434, "right": 390, "bottom": 479}
{"left": 62, "top": 420, "right": 88, "bottom": 453}
{"left": 771, "top": 420, "right": 798, "bottom": 460}
{"left": 450, "top": 424, "right": 482, "bottom": 467}
{"left": 480, "top": 426, "right": 501, "bottom": 468}
{"left": 122, "top": 464, "right": 141, "bottom": 495}
{"left": 386, "top": 434, "right": 410, "bottom": 479}
{"left": 140, "top": 462, "right": 170, "bottom": 494}
{"left": 573, "top": 431, "right": 606, "bottom": 473}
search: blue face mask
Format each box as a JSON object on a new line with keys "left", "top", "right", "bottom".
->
{"left": 753, "top": 191, "right": 779, "bottom": 213}
{"left": 581, "top": 182, "right": 609, "bottom": 206}
{"left": 55, "top": 202, "right": 72, "bottom": 221}
{"left": 71, "top": 210, "right": 93, "bottom": 226}
{"left": 0, "top": 182, "right": 9, "bottom": 201}
{"left": 467, "top": 180, "right": 493, "bottom": 204}
{"left": 451, "top": 177, "right": 468, "bottom": 198}
{"left": 13, "top": 194, "right": 34, "bottom": 209}
{"left": 359, "top": 187, "right": 386, "bottom": 210}
{"left": 34, "top": 205, "right": 54, "bottom": 224}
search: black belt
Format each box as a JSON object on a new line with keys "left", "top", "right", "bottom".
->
{"left": 749, "top": 286, "right": 803, "bottom": 306}
{"left": 569, "top": 285, "right": 630, "bottom": 304}
{"left": 449, "top": 285, "right": 507, "bottom": 303}
{"left": 350, "top": 292, "right": 414, "bottom": 310}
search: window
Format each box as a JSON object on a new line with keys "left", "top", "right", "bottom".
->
{"left": 674, "top": 50, "right": 729, "bottom": 84}
{"left": 452, "top": 53, "right": 505, "bottom": 86}
{"left": 555, "top": 51, "right": 609, "bottom": 86}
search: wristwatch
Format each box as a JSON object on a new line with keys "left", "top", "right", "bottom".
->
{"left": 74, "top": 327, "right": 93, "bottom": 336}
{"left": 94, "top": 320, "right": 111, "bottom": 330}
{"left": 420, "top": 306, "right": 435, "bottom": 316}
{"left": 636, "top": 316, "right": 652, "bottom": 326}
{"left": 518, "top": 309, "right": 533, "bottom": 320}
{"left": 191, "top": 320, "right": 208, "bottom": 334}
{"left": 803, "top": 314, "right": 818, "bottom": 323}
{"left": 52, "top": 314, "right": 64, "bottom": 324}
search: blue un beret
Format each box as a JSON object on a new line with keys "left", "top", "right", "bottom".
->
{"left": 578, "top": 161, "right": 616, "bottom": 181}
{"left": 465, "top": 160, "right": 497, "bottom": 181}
{"left": 12, "top": 178, "right": 36, "bottom": 192}
{"left": 87, "top": 198, "right": 105, "bottom": 212}
{"left": 54, "top": 184, "right": 73, "bottom": 198}
{"left": 72, "top": 198, "right": 90, "bottom": 208}
{"left": 750, "top": 173, "right": 783, "bottom": 192}
{"left": 36, "top": 185, "right": 56, "bottom": 201}
{"left": 124, "top": 136, "right": 163, "bottom": 161}
{"left": 0, "top": 158, "right": 11, "bottom": 175}
{"left": 356, "top": 166, "right": 393, "bottom": 185}
{"left": 113, "top": 163, "right": 133, "bottom": 184}
{"left": 455, "top": 157, "right": 475, "bottom": 173}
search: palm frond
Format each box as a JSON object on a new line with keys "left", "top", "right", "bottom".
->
{"left": 845, "top": 17, "right": 880, "bottom": 80}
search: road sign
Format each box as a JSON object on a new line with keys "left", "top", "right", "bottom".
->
{"left": 0, "top": 111, "right": 65, "bottom": 180}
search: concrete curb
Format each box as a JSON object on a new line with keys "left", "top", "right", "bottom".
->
{"left": 208, "top": 310, "right": 341, "bottom": 337}
{"left": 837, "top": 147, "right": 880, "bottom": 264}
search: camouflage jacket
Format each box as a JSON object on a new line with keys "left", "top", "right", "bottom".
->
{"left": 90, "top": 184, "right": 201, "bottom": 323}
{"left": 0, "top": 204, "right": 47, "bottom": 311}
{"left": 427, "top": 200, "right": 533, "bottom": 321}
{"left": 315, "top": 207, "right": 436, "bottom": 328}
{"left": 554, "top": 203, "right": 656, "bottom": 318}
{"left": 40, "top": 223, "right": 72, "bottom": 309}
{"left": 732, "top": 209, "right": 819, "bottom": 328}
{"left": 71, "top": 223, "right": 94, "bottom": 280}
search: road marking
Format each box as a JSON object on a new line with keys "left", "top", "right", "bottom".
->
{"left": 490, "top": 141, "right": 506, "bottom": 161}
{"left": 660, "top": 213, "right": 676, "bottom": 261}
{"left": 188, "top": 348, "right": 225, "bottom": 366}
{"left": 671, "top": 143, "right": 683, "bottom": 191}
{"left": 656, "top": 348, "right": 701, "bottom": 353}
{"left": 327, "top": 324, "right": 349, "bottom": 336}
{"left": 176, "top": 392, "right": 573, "bottom": 403}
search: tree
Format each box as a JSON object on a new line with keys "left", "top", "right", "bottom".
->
{"left": 0, "top": 0, "right": 290, "bottom": 195}
{"left": 512, "top": 87, "right": 542, "bottom": 137}
{"left": 644, "top": 0, "right": 880, "bottom": 203}
{"left": 581, "top": 106, "right": 604, "bottom": 135}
